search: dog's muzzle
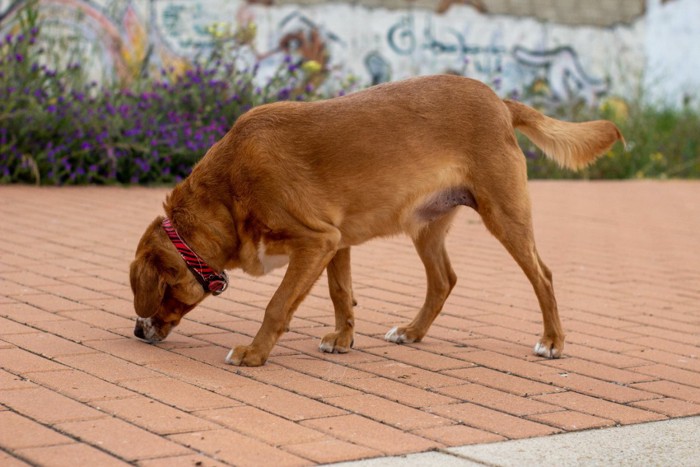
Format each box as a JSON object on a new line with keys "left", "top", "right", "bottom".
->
{"left": 134, "top": 324, "right": 146, "bottom": 340}
{"left": 133, "top": 317, "right": 165, "bottom": 342}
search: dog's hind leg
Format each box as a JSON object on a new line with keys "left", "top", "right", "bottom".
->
{"left": 478, "top": 180, "right": 565, "bottom": 359}
{"left": 319, "top": 247, "right": 356, "bottom": 353}
{"left": 386, "top": 211, "right": 458, "bottom": 344}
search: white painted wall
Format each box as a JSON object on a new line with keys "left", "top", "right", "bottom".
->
{"left": 152, "top": 0, "right": 696, "bottom": 107}
{"left": 152, "top": 0, "right": 645, "bottom": 106}
{"left": 644, "top": 0, "right": 700, "bottom": 107}
{"left": 1, "top": 0, "right": 697, "bottom": 107}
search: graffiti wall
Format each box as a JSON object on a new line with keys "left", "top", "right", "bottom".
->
{"left": 244, "top": 3, "right": 643, "bottom": 106}
{"left": 0, "top": 0, "right": 695, "bottom": 107}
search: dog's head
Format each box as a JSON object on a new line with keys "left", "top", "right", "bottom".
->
{"left": 129, "top": 216, "right": 208, "bottom": 342}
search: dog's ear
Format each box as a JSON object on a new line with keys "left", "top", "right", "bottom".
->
{"left": 130, "top": 257, "right": 166, "bottom": 318}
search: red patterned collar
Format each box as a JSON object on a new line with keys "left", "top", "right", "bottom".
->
{"left": 161, "top": 218, "right": 229, "bottom": 295}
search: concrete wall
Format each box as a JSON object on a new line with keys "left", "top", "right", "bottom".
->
{"left": 0, "top": 0, "right": 697, "bottom": 107}
{"left": 268, "top": 0, "right": 645, "bottom": 27}
{"left": 245, "top": 3, "right": 643, "bottom": 106}
{"left": 644, "top": 0, "right": 700, "bottom": 106}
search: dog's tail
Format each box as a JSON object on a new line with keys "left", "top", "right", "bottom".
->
{"left": 504, "top": 99, "right": 625, "bottom": 171}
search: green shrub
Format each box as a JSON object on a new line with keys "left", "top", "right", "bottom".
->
{"left": 523, "top": 99, "right": 700, "bottom": 179}
{"left": 0, "top": 2, "right": 355, "bottom": 185}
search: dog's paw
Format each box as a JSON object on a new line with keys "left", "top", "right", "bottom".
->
{"left": 225, "top": 345, "right": 267, "bottom": 367}
{"left": 319, "top": 331, "right": 354, "bottom": 354}
{"left": 534, "top": 338, "right": 564, "bottom": 359}
{"left": 384, "top": 326, "right": 419, "bottom": 344}
{"left": 385, "top": 326, "right": 404, "bottom": 343}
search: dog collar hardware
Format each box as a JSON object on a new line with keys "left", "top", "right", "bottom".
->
{"left": 161, "top": 218, "right": 229, "bottom": 295}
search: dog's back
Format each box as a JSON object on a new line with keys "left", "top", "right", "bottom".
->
{"left": 200, "top": 75, "right": 622, "bottom": 242}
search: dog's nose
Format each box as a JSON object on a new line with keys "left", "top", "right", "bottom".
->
{"left": 134, "top": 325, "right": 145, "bottom": 340}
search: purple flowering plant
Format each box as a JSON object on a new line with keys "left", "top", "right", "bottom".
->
{"left": 0, "top": 2, "right": 349, "bottom": 185}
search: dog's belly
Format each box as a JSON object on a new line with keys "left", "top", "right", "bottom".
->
{"left": 415, "top": 186, "right": 477, "bottom": 222}
{"left": 337, "top": 186, "right": 477, "bottom": 247}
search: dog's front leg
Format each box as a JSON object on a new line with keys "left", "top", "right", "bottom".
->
{"left": 320, "top": 247, "right": 355, "bottom": 353}
{"left": 226, "top": 231, "right": 341, "bottom": 366}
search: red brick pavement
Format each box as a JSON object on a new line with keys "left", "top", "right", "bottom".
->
{"left": 0, "top": 182, "right": 698, "bottom": 465}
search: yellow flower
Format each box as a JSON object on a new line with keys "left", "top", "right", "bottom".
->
{"left": 650, "top": 152, "right": 665, "bottom": 163}
{"left": 302, "top": 60, "right": 322, "bottom": 74}
{"left": 206, "top": 22, "right": 228, "bottom": 39}
{"left": 235, "top": 22, "right": 257, "bottom": 44}
{"left": 599, "top": 97, "right": 629, "bottom": 123}
{"left": 532, "top": 79, "right": 549, "bottom": 95}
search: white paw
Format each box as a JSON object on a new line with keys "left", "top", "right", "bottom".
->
{"left": 534, "top": 341, "right": 561, "bottom": 359}
{"left": 318, "top": 341, "right": 351, "bottom": 354}
{"left": 385, "top": 326, "right": 412, "bottom": 344}
{"left": 224, "top": 348, "right": 235, "bottom": 364}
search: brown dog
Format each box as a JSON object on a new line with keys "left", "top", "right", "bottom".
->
{"left": 130, "top": 75, "right": 623, "bottom": 366}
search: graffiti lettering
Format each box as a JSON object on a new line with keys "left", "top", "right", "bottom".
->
{"left": 364, "top": 51, "right": 391, "bottom": 85}
{"left": 387, "top": 16, "right": 416, "bottom": 56}
{"left": 159, "top": 2, "right": 214, "bottom": 51}
{"left": 387, "top": 14, "right": 506, "bottom": 76}
{"left": 513, "top": 46, "right": 608, "bottom": 106}
{"left": 388, "top": 14, "right": 505, "bottom": 58}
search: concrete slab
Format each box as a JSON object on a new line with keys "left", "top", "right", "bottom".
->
{"left": 333, "top": 417, "right": 700, "bottom": 466}
{"left": 331, "top": 451, "right": 481, "bottom": 466}
{"left": 451, "top": 417, "right": 700, "bottom": 466}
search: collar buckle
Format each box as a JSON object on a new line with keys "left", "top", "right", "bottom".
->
{"left": 207, "top": 273, "right": 229, "bottom": 295}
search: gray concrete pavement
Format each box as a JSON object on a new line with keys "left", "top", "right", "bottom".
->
{"left": 332, "top": 416, "right": 700, "bottom": 466}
